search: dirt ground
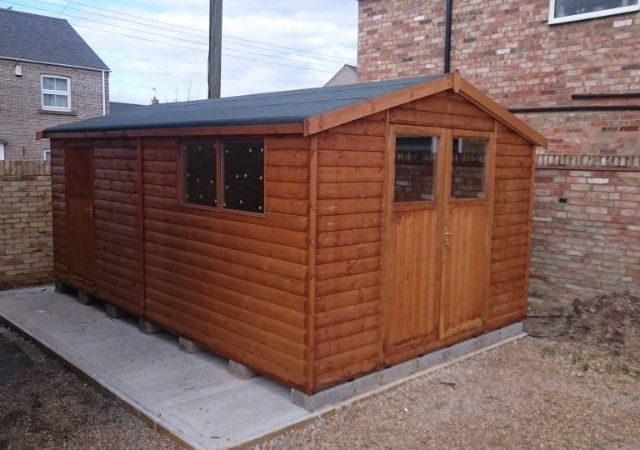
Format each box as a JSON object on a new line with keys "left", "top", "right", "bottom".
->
{"left": 262, "top": 292, "right": 640, "bottom": 450}
{"left": 0, "top": 325, "right": 180, "bottom": 450}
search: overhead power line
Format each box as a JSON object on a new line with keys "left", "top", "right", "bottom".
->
{"left": 0, "top": 0, "right": 343, "bottom": 73}
{"left": 5, "top": 0, "right": 354, "bottom": 65}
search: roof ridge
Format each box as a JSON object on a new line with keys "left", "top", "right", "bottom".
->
{"left": 0, "top": 7, "right": 68, "bottom": 22}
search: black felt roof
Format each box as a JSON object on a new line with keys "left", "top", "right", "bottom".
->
{"left": 0, "top": 9, "right": 109, "bottom": 71}
{"left": 45, "top": 75, "right": 442, "bottom": 133}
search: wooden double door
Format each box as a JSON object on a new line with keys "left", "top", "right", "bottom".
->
{"left": 383, "top": 125, "right": 494, "bottom": 356}
{"left": 65, "top": 146, "right": 96, "bottom": 290}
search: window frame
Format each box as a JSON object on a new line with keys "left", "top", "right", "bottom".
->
{"left": 178, "top": 136, "right": 266, "bottom": 216}
{"left": 41, "top": 75, "right": 71, "bottom": 111}
{"left": 548, "top": 0, "right": 640, "bottom": 24}
{"left": 43, "top": 149, "right": 51, "bottom": 162}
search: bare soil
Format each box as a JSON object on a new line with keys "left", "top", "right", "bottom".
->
{"left": 0, "top": 326, "right": 180, "bottom": 450}
{"left": 262, "top": 293, "right": 640, "bottom": 449}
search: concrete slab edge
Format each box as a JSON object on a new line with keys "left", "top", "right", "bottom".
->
{"left": 234, "top": 324, "right": 527, "bottom": 449}
{"left": 0, "top": 312, "right": 201, "bottom": 450}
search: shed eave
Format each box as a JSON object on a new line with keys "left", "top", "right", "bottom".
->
{"left": 40, "top": 122, "right": 305, "bottom": 140}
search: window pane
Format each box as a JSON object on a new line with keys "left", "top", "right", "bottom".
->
{"left": 555, "top": 0, "right": 637, "bottom": 17}
{"left": 451, "top": 138, "right": 487, "bottom": 199}
{"left": 43, "top": 77, "right": 55, "bottom": 90}
{"left": 55, "top": 95, "right": 69, "bottom": 108}
{"left": 43, "top": 94, "right": 56, "bottom": 106}
{"left": 394, "top": 136, "right": 437, "bottom": 202}
{"left": 55, "top": 78, "right": 68, "bottom": 92}
{"left": 182, "top": 141, "right": 216, "bottom": 206}
{"left": 223, "top": 140, "right": 264, "bottom": 213}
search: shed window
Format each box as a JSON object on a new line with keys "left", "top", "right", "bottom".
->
{"left": 451, "top": 138, "right": 487, "bottom": 199}
{"left": 182, "top": 141, "right": 216, "bottom": 206}
{"left": 42, "top": 75, "right": 71, "bottom": 111}
{"left": 549, "top": 0, "right": 639, "bottom": 23}
{"left": 223, "top": 140, "right": 264, "bottom": 212}
{"left": 394, "top": 136, "right": 438, "bottom": 202}
{"left": 180, "top": 138, "right": 264, "bottom": 213}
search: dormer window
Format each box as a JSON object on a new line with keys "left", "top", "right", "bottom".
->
{"left": 549, "top": 0, "right": 639, "bottom": 24}
{"left": 42, "top": 75, "right": 71, "bottom": 111}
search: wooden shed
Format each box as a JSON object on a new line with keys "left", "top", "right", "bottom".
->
{"left": 42, "top": 72, "right": 546, "bottom": 395}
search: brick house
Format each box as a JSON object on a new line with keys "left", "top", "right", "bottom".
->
{"left": 357, "top": 0, "right": 640, "bottom": 156}
{"left": 0, "top": 8, "right": 109, "bottom": 160}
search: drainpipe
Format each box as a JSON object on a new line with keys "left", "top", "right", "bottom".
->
{"left": 101, "top": 70, "right": 106, "bottom": 115}
{"left": 444, "top": 0, "right": 453, "bottom": 74}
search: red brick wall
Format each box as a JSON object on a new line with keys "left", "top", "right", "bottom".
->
{"left": 531, "top": 156, "right": 640, "bottom": 303}
{"left": 0, "top": 161, "right": 53, "bottom": 289}
{"left": 357, "top": 0, "right": 640, "bottom": 155}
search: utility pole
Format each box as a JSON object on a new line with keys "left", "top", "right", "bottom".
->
{"left": 208, "top": 0, "right": 222, "bottom": 98}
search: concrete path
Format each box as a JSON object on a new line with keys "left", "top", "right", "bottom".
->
{"left": 0, "top": 286, "right": 312, "bottom": 449}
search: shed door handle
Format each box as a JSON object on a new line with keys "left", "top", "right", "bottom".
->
{"left": 444, "top": 232, "right": 451, "bottom": 247}
{"left": 86, "top": 207, "right": 94, "bottom": 221}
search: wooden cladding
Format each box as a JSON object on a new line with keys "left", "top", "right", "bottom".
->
{"left": 51, "top": 87, "right": 538, "bottom": 395}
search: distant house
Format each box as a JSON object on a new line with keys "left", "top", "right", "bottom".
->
{"left": 324, "top": 64, "right": 358, "bottom": 87}
{"left": 109, "top": 101, "right": 145, "bottom": 115}
{"left": 0, "top": 8, "right": 110, "bottom": 160}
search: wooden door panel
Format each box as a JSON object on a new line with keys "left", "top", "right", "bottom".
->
{"left": 441, "top": 202, "right": 489, "bottom": 337}
{"left": 385, "top": 208, "right": 440, "bottom": 351}
{"left": 66, "top": 147, "right": 96, "bottom": 288}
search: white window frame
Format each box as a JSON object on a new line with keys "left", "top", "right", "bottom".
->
{"left": 549, "top": 0, "right": 640, "bottom": 24}
{"left": 43, "top": 149, "right": 51, "bottom": 162}
{"left": 0, "top": 142, "right": 5, "bottom": 161}
{"left": 41, "top": 75, "right": 71, "bottom": 111}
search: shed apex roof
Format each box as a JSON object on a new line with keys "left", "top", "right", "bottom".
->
{"left": 43, "top": 72, "right": 547, "bottom": 147}
{"left": 0, "top": 8, "right": 109, "bottom": 71}
{"left": 44, "top": 74, "right": 440, "bottom": 134}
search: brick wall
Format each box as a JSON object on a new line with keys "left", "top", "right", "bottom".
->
{"left": 357, "top": 0, "right": 640, "bottom": 155}
{"left": 531, "top": 155, "right": 640, "bottom": 303}
{"left": 0, "top": 59, "right": 108, "bottom": 160}
{"left": 0, "top": 161, "right": 53, "bottom": 288}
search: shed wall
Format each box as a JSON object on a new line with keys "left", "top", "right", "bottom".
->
{"left": 313, "top": 112, "right": 388, "bottom": 389}
{"left": 311, "top": 90, "right": 534, "bottom": 389}
{"left": 52, "top": 135, "right": 312, "bottom": 391}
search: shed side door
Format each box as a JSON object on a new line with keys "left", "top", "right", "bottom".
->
{"left": 439, "top": 130, "right": 494, "bottom": 338}
{"left": 65, "top": 146, "right": 96, "bottom": 290}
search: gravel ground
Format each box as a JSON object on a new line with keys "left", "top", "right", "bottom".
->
{"left": 262, "top": 336, "right": 640, "bottom": 449}
{"left": 0, "top": 325, "right": 180, "bottom": 450}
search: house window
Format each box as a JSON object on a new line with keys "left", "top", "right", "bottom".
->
{"left": 549, "top": 0, "right": 639, "bottom": 24}
{"left": 180, "top": 138, "right": 264, "bottom": 213}
{"left": 43, "top": 149, "right": 51, "bottom": 162}
{"left": 41, "top": 75, "right": 71, "bottom": 111}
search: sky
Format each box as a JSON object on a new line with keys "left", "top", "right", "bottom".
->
{"left": 1, "top": 0, "right": 358, "bottom": 104}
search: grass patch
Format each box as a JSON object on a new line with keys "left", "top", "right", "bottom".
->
{"left": 540, "top": 346, "right": 557, "bottom": 358}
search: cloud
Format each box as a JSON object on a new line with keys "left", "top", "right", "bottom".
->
{"left": 5, "top": 0, "right": 357, "bottom": 104}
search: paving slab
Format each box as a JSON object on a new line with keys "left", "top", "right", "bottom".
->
{"left": 0, "top": 286, "right": 312, "bottom": 449}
